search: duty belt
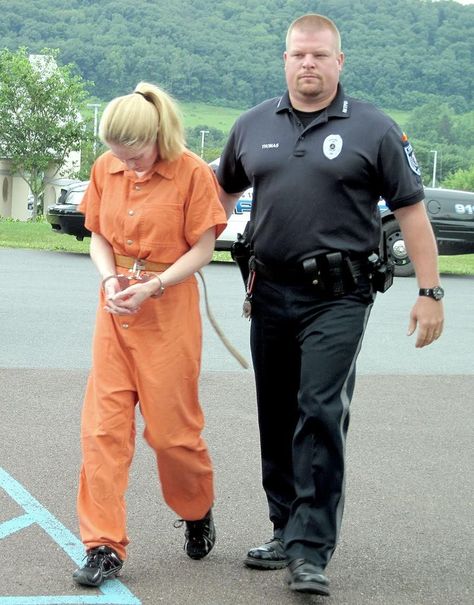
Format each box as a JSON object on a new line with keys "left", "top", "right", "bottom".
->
{"left": 254, "top": 257, "right": 362, "bottom": 282}
{"left": 253, "top": 252, "right": 367, "bottom": 297}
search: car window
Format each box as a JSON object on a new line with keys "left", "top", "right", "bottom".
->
{"left": 66, "top": 189, "right": 86, "bottom": 205}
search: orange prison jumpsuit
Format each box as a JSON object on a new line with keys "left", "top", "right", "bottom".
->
{"left": 77, "top": 150, "right": 226, "bottom": 560}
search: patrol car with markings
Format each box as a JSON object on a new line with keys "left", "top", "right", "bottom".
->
{"left": 380, "top": 187, "right": 474, "bottom": 276}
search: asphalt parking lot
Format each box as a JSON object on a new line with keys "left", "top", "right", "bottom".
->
{"left": 0, "top": 248, "right": 473, "bottom": 605}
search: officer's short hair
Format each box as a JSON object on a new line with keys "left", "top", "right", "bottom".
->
{"left": 286, "top": 14, "right": 342, "bottom": 54}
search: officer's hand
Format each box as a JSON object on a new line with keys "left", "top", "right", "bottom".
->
{"left": 407, "top": 297, "right": 444, "bottom": 348}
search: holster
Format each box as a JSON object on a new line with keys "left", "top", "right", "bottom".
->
{"left": 230, "top": 223, "right": 252, "bottom": 285}
{"left": 367, "top": 252, "right": 394, "bottom": 292}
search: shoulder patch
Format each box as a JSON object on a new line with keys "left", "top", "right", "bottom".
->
{"left": 401, "top": 133, "right": 421, "bottom": 176}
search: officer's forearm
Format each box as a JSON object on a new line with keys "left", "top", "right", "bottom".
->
{"left": 394, "top": 202, "right": 440, "bottom": 287}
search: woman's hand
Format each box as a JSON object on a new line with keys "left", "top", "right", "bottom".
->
{"left": 101, "top": 276, "right": 136, "bottom": 315}
{"left": 106, "top": 277, "right": 163, "bottom": 314}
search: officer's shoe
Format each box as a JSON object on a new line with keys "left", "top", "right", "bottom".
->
{"left": 72, "top": 545, "right": 123, "bottom": 587}
{"left": 176, "top": 509, "right": 216, "bottom": 560}
{"left": 286, "top": 558, "right": 330, "bottom": 596}
{"left": 244, "top": 537, "right": 289, "bottom": 570}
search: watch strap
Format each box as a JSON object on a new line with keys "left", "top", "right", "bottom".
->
{"left": 418, "top": 287, "right": 444, "bottom": 300}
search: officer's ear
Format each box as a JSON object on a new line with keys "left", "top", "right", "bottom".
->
{"left": 337, "top": 52, "right": 345, "bottom": 72}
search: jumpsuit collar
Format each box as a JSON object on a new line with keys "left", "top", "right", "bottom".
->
{"left": 107, "top": 153, "right": 177, "bottom": 180}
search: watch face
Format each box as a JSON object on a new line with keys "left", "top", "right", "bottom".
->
{"left": 432, "top": 286, "right": 444, "bottom": 300}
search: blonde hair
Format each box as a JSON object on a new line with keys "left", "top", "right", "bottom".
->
{"left": 286, "top": 14, "right": 341, "bottom": 53}
{"left": 99, "top": 82, "right": 185, "bottom": 162}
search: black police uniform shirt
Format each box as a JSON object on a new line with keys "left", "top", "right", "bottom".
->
{"left": 217, "top": 85, "right": 424, "bottom": 266}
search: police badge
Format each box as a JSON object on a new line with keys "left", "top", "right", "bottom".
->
{"left": 323, "top": 134, "right": 343, "bottom": 160}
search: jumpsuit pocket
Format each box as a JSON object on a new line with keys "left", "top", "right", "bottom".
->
{"left": 139, "top": 202, "right": 184, "bottom": 248}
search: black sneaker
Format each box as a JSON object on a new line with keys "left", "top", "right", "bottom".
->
{"left": 72, "top": 545, "right": 123, "bottom": 587}
{"left": 175, "top": 509, "right": 216, "bottom": 560}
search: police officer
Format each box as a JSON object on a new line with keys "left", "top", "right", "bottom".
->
{"left": 217, "top": 13, "right": 444, "bottom": 597}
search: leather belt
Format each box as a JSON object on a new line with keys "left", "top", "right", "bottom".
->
{"left": 114, "top": 254, "right": 171, "bottom": 273}
{"left": 253, "top": 258, "right": 304, "bottom": 283}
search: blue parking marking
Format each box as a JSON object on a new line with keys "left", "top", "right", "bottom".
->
{"left": 0, "top": 512, "right": 35, "bottom": 538}
{"left": 0, "top": 597, "right": 138, "bottom": 604}
{"left": 0, "top": 467, "right": 141, "bottom": 605}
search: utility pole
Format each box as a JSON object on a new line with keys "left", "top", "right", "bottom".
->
{"left": 87, "top": 103, "right": 101, "bottom": 157}
{"left": 200, "top": 130, "right": 210, "bottom": 159}
{"left": 430, "top": 149, "right": 438, "bottom": 188}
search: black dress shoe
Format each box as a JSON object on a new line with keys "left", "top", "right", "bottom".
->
{"left": 244, "top": 537, "right": 289, "bottom": 570}
{"left": 286, "top": 558, "right": 330, "bottom": 596}
{"left": 72, "top": 545, "right": 123, "bottom": 587}
{"left": 175, "top": 509, "right": 216, "bottom": 560}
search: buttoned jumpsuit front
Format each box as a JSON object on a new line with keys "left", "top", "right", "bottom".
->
{"left": 77, "top": 150, "right": 226, "bottom": 560}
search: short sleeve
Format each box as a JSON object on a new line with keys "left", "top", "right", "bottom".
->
{"left": 78, "top": 157, "right": 104, "bottom": 234}
{"left": 216, "top": 123, "right": 251, "bottom": 194}
{"left": 183, "top": 162, "right": 227, "bottom": 246}
{"left": 378, "top": 125, "right": 424, "bottom": 211}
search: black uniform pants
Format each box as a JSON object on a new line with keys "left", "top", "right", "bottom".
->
{"left": 250, "top": 276, "right": 374, "bottom": 568}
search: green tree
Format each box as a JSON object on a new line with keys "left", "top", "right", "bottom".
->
{"left": 0, "top": 0, "right": 473, "bottom": 109}
{"left": 405, "top": 101, "right": 474, "bottom": 184}
{"left": 185, "top": 125, "right": 228, "bottom": 161}
{"left": 442, "top": 166, "right": 474, "bottom": 192}
{"left": 0, "top": 47, "right": 89, "bottom": 218}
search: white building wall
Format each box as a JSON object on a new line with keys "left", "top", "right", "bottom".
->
{"left": 0, "top": 159, "right": 80, "bottom": 220}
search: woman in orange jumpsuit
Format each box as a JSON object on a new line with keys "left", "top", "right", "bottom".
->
{"left": 72, "top": 82, "right": 226, "bottom": 587}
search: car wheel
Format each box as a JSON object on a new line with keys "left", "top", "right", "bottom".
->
{"left": 383, "top": 220, "right": 415, "bottom": 277}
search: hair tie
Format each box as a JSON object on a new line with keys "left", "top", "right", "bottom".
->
{"left": 134, "top": 90, "right": 150, "bottom": 101}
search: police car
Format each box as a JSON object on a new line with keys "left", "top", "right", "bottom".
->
{"left": 214, "top": 187, "right": 252, "bottom": 250}
{"left": 209, "top": 157, "right": 254, "bottom": 250}
{"left": 380, "top": 187, "right": 474, "bottom": 276}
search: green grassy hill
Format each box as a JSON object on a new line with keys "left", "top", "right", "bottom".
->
{"left": 180, "top": 102, "right": 245, "bottom": 132}
{"left": 179, "top": 102, "right": 411, "bottom": 134}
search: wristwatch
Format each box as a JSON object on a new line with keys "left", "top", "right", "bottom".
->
{"left": 418, "top": 286, "right": 444, "bottom": 301}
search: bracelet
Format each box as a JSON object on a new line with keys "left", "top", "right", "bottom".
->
{"left": 101, "top": 274, "right": 118, "bottom": 289}
{"left": 150, "top": 276, "right": 165, "bottom": 298}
